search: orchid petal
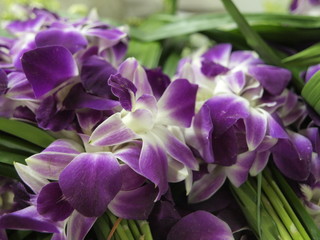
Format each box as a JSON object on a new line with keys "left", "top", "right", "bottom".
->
{"left": 63, "top": 83, "right": 119, "bottom": 110}
{"left": 202, "top": 43, "right": 232, "bottom": 66}
{"left": 226, "top": 151, "right": 255, "bottom": 187}
{"left": 250, "top": 151, "right": 270, "bottom": 176}
{"left": 188, "top": 166, "right": 226, "bottom": 203}
{"left": 35, "top": 29, "right": 88, "bottom": 54}
{"left": 26, "top": 139, "right": 83, "bottom": 180}
{"left": 120, "top": 165, "right": 145, "bottom": 191}
{"left": 90, "top": 113, "right": 138, "bottom": 146}
{"left": 145, "top": 67, "right": 170, "bottom": 99}
{"left": 80, "top": 56, "right": 116, "bottom": 97}
{"left": 139, "top": 135, "right": 168, "bottom": 199}
{"left": 157, "top": 79, "right": 198, "bottom": 128}
{"left": 201, "top": 60, "right": 229, "bottom": 77}
{"left": 59, "top": 153, "right": 122, "bottom": 217}
{"left": 21, "top": 46, "right": 78, "bottom": 98}
{"left": 0, "top": 69, "right": 7, "bottom": 95}
{"left": 167, "top": 210, "right": 234, "bottom": 240}
{"left": 114, "top": 141, "right": 142, "bottom": 173}
{"left": 267, "top": 113, "right": 288, "bottom": 139}
{"left": 109, "top": 183, "right": 157, "bottom": 220}
{"left": 108, "top": 73, "right": 137, "bottom": 111}
{"left": 66, "top": 211, "right": 96, "bottom": 240}
{"left": 0, "top": 206, "right": 59, "bottom": 233}
{"left": 14, "top": 163, "right": 49, "bottom": 194}
{"left": 37, "top": 182, "right": 73, "bottom": 221}
{"left": 118, "top": 57, "right": 138, "bottom": 80}
{"left": 248, "top": 65, "right": 291, "bottom": 95}
{"left": 133, "top": 65, "right": 153, "bottom": 98}
{"left": 154, "top": 126, "right": 198, "bottom": 170}
{"left": 244, "top": 108, "right": 267, "bottom": 151}
{"left": 272, "top": 132, "right": 312, "bottom": 181}
{"left": 205, "top": 95, "right": 250, "bottom": 136}
{"left": 225, "top": 71, "right": 245, "bottom": 94}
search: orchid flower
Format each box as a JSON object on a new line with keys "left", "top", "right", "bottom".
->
{"left": 90, "top": 58, "right": 199, "bottom": 198}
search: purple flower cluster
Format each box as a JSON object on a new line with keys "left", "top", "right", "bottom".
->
{"left": 0, "top": 8, "right": 319, "bottom": 240}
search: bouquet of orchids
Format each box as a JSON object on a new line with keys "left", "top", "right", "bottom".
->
{"left": 1, "top": 0, "right": 320, "bottom": 239}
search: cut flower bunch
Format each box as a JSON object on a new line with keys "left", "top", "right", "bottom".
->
{"left": 0, "top": 0, "right": 320, "bottom": 239}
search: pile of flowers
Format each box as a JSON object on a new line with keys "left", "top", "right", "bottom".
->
{"left": 0, "top": 2, "right": 320, "bottom": 240}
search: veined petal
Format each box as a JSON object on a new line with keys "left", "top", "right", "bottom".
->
{"left": 145, "top": 67, "right": 170, "bottom": 99}
{"left": 167, "top": 210, "right": 234, "bottom": 240}
{"left": 59, "top": 153, "right": 122, "bottom": 217}
{"left": 272, "top": 131, "right": 312, "bottom": 181}
{"left": 0, "top": 206, "right": 59, "bottom": 233}
{"left": 188, "top": 166, "right": 226, "bottom": 203}
{"left": 154, "top": 126, "right": 198, "bottom": 170}
{"left": 0, "top": 69, "right": 7, "bottom": 95}
{"left": 80, "top": 56, "right": 116, "bottom": 97}
{"left": 26, "top": 139, "right": 83, "bottom": 180}
{"left": 37, "top": 182, "right": 73, "bottom": 221}
{"left": 188, "top": 104, "right": 214, "bottom": 163}
{"left": 109, "top": 183, "right": 157, "bottom": 220}
{"left": 14, "top": 163, "right": 49, "bottom": 194}
{"left": 202, "top": 43, "right": 232, "bottom": 66}
{"left": 226, "top": 151, "right": 255, "bottom": 187}
{"left": 114, "top": 141, "right": 142, "bottom": 173}
{"left": 35, "top": 28, "right": 88, "bottom": 54}
{"left": 250, "top": 151, "right": 270, "bottom": 176}
{"left": 90, "top": 113, "right": 138, "bottom": 146}
{"left": 167, "top": 157, "right": 189, "bottom": 183}
{"left": 108, "top": 74, "right": 137, "bottom": 111}
{"left": 118, "top": 57, "right": 138, "bottom": 81}
{"left": 248, "top": 65, "right": 291, "bottom": 95}
{"left": 205, "top": 95, "right": 250, "bottom": 136}
{"left": 21, "top": 46, "right": 78, "bottom": 98}
{"left": 157, "top": 79, "right": 198, "bottom": 128}
{"left": 66, "top": 211, "right": 97, "bottom": 240}
{"left": 63, "top": 83, "right": 119, "bottom": 110}
{"left": 120, "top": 165, "right": 145, "bottom": 191}
{"left": 244, "top": 108, "right": 267, "bottom": 151}
{"left": 139, "top": 135, "right": 168, "bottom": 199}
{"left": 133, "top": 65, "right": 153, "bottom": 98}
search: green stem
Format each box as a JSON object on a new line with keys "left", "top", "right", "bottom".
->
{"left": 164, "top": 0, "right": 177, "bottom": 14}
{"left": 261, "top": 195, "right": 292, "bottom": 240}
{"left": 128, "top": 219, "right": 142, "bottom": 238}
{"left": 121, "top": 219, "right": 135, "bottom": 240}
{"left": 106, "top": 212, "right": 129, "bottom": 240}
{"left": 256, "top": 173, "right": 262, "bottom": 239}
{"left": 138, "top": 220, "right": 153, "bottom": 240}
{"left": 264, "top": 169, "right": 311, "bottom": 240}
{"left": 262, "top": 177, "right": 304, "bottom": 240}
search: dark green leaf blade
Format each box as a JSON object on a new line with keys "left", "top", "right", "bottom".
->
{"left": 0, "top": 118, "right": 55, "bottom": 148}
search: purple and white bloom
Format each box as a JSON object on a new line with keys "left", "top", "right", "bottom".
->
{"left": 177, "top": 44, "right": 312, "bottom": 202}
{"left": 0, "top": 8, "right": 128, "bottom": 132}
{"left": 290, "top": 0, "right": 320, "bottom": 15}
{"left": 25, "top": 136, "right": 157, "bottom": 218}
{"left": 166, "top": 210, "right": 234, "bottom": 240}
{"left": 90, "top": 58, "right": 199, "bottom": 199}
{"left": 300, "top": 183, "right": 320, "bottom": 227}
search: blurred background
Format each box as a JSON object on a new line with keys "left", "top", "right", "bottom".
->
{"left": 0, "top": 0, "right": 291, "bottom": 20}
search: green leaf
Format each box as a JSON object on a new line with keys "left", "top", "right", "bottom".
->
{"left": 0, "top": 150, "right": 26, "bottom": 165}
{"left": 0, "top": 131, "right": 43, "bottom": 154}
{"left": 257, "top": 173, "right": 262, "bottom": 239}
{"left": 0, "top": 163, "right": 19, "bottom": 179}
{"left": 126, "top": 40, "right": 162, "bottom": 68}
{"left": 221, "top": 0, "right": 281, "bottom": 65}
{"left": 302, "top": 70, "right": 320, "bottom": 111}
{"left": 271, "top": 165, "right": 320, "bottom": 240}
{"left": 0, "top": 118, "right": 55, "bottom": 148}
{"left": 282, "top": 43, "right": 320, "bottom": 66}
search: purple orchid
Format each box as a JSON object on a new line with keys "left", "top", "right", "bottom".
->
{"left": 90, "top": 58, "right": 199, "bottom": 199}
{"left": 176, "top": 44, "right": 312, "bottom": 202}
{"left": 290, "top": 0, "right": 320, "bottom": 15}
{"left": 0, "top": 8, "right": 127, "bottom": 132}
{"left": 24, "top": 136, "right": 157, "bottom": 219}
{"left": 300, "top": 183, "right": 320, "bottom": 227}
